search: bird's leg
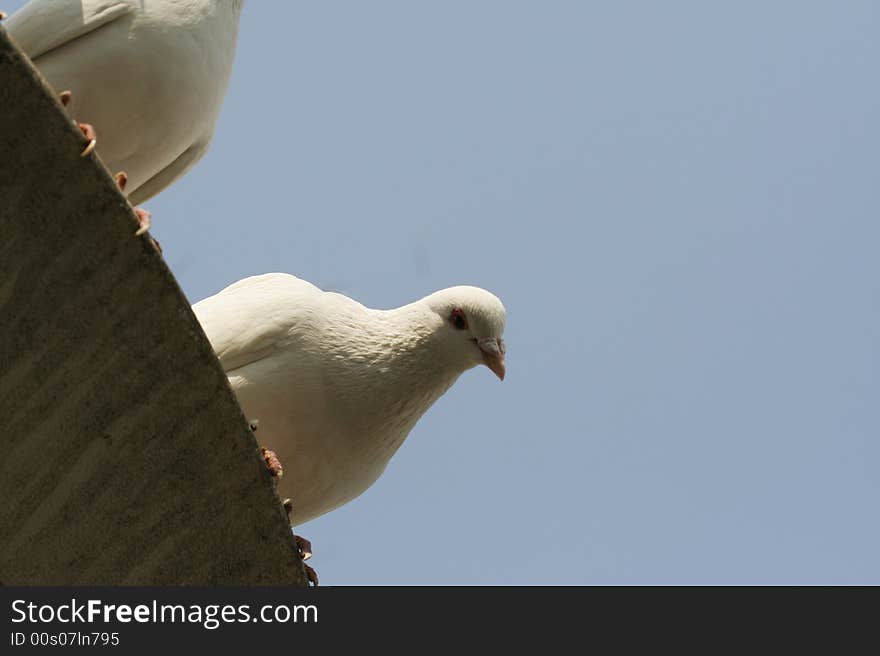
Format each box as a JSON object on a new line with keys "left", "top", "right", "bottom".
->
{"left": 114, "top": 172, "right": 162, "bottom": 252}
{"left": 282, "top": 498, "right": 319, "bottom": 586}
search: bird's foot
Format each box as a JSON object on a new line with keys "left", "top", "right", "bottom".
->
{"left": 133, "top": 208, "right": 152, "bottom": 236}
{"left": 58, "top": 91, "right": 98, "bottom": 157}
{"left": 260, "top": 447, "right": 283, "bottom": 479}
{"left": 115, "top": 172, "right": 161, "bottom": 252}
{"left": 295, "top": 534, "right": 318, "bottom": 586}
{"left": 135, "top": 209, "right": 162, "bottom": 254}
{"left": 282, "top": 499, "right": 318, "bottom": 586}
{"left": 253, "top": 433, "right": 317, "bottom": 586}
{"left": 78, "top": 122, "right": 97, "bottom": 157}
{"left": 259, "top": 439, "right": 318, "bottom": 586}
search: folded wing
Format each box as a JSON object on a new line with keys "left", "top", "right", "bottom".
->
{"left": 7, "top": 0, "right": 134, "bottom": 60}
{"left": 193, "top": 273, "right": 327, "bottom": 374}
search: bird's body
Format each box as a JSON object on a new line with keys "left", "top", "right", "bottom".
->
{"left": 6, "top": 0, "right": 243, "bottom": 204}
{"left": 193, "top": 273, "right": 506, "bottom": 525}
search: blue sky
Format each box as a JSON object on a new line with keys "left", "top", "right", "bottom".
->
{"left": 9, "top": 1, "right": 880, "bottom": 584}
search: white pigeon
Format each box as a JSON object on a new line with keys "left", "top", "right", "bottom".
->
{"left": 5, "top": 0, "right": 243, "bottom": 205}
{"left": 193, "top": 273, "right": 507, "bottom": 526}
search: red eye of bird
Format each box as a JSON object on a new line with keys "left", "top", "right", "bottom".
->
{"left": 449, "top": 308, "right": 468, "bottom": 330}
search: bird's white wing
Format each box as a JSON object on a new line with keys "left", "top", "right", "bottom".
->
{"left": 193, "top": 273, "right": 328, "bottom": 374}
{"left": 6, "top": 0, "right": 134, "bottom": 60}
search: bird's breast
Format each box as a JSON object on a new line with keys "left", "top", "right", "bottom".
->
{"left": 227, "top": 364, "right": 408, "bottom": 525}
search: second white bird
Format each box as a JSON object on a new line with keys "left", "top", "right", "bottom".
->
{"left": 6, "top": 0, "right": 244, "bottom": 204}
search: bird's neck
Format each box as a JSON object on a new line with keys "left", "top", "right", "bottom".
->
{"left": 329, "top": 304, "right": 462, "bottom": 450}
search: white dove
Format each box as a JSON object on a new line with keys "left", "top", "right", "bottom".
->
{"left": 4, "top": 0, "right": 243, "bottom": 206}
{"left": 193, "top": 273, "right": 507, "bottom": 528}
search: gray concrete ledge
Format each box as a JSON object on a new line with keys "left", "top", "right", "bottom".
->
{"left": 0, "top": 27, "right": 308, "bottom": 585}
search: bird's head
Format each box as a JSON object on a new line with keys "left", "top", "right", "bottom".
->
{"left": 424, "top": 286, "right": 507, "bottom": 380}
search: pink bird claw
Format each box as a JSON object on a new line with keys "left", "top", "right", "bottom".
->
{"left": 60, "top": 92, "right": 96, "bottom": 156}
{"left": 132, "top": 208, "right": 161, "bottom": 253}
{"left": 133, "top": 207, "right": 152, "bottom": 236}
{"left": 120, "top": 174, "right": 158, "bottom": 250}
{"left": 78, "top": 122, "right": 97, "bottom": 157}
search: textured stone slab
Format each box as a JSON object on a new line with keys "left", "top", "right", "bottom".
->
{"left": 0, "top": 27, "right": 307, "bottom": 585}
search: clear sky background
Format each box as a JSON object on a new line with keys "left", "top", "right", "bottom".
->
{"left": 9, "top": 1, "right": 880, "bottom": 584}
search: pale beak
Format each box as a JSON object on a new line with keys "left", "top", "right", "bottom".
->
{"left": 477, "top": 337, "right": 506, "bottom": 381}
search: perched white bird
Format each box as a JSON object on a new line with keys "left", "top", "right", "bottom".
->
{"left": 193, "top": 273, "right": 507, "bottom": 526}
{"left": 5, "top": 0, "right": 243, "bottom": 205}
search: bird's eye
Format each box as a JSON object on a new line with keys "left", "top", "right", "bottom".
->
{"left": 449, "top": 308, "right": 468, "bottom": 330}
